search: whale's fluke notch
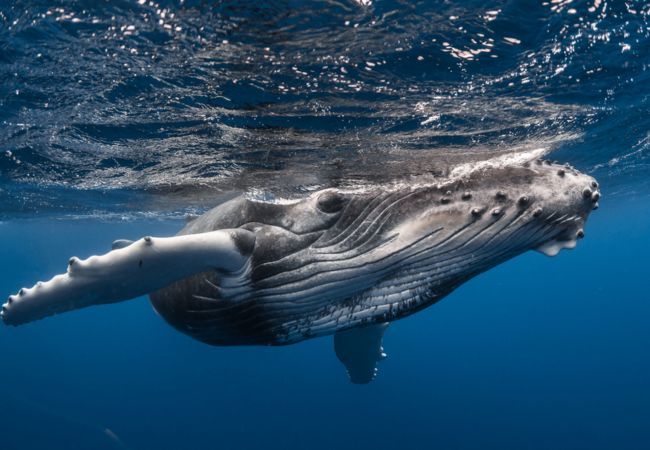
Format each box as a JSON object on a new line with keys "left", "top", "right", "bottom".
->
{"left": 334, "top": 323, "right": 389, "bottom": 384}
{"left": 1, "top": 229, "right": 255, "bottom": 326}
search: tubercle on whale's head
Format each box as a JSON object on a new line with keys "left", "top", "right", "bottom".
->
{"left": 285, "top": 159, "right": 600, "bottom": 262}
{"left": 443, "top": 159, "right": 600, "bottom": 257}
{"left": 524, "top": 161, "right": 600, "bottom": 256}
{"left": 372, "top": 159, "right": 599, "bottom": 267}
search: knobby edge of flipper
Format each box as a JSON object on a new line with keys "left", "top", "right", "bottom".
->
{"left": 2, "top": 229, "right": 255, "bottom": 326}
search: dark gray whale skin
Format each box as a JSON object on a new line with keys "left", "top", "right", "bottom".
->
{"left": 149, "top": 160, "right": 600, "bottom": 347}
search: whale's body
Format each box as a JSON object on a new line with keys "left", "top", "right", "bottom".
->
{"left": 2, "top": 159, "right": 600, "bottom": 383}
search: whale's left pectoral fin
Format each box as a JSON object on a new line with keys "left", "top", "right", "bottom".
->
{"left": 2, "top": 229, "right": 255, "bottom": 326}
{"left": 334, "top": 322, "right": 389, "bottom": 384}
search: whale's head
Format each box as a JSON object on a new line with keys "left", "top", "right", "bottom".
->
{"left": 302, "top": 159, "right": 601, "bottom": 266}
{"left": 415, "top": 159, "right": 601, "bottom": 260}
{"left": 525, "top": 161, "right": 600, "bottom": 256}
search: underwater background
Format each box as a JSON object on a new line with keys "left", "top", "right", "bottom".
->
{"left": 0, "top": 0, "right": 648, "bottom": 449}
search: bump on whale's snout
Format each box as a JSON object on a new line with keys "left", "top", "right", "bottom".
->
{"left": 533, "top": 162, "right": 600, "bottom": 257}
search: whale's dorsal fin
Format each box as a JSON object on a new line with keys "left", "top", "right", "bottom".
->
{"left": 334, "top": 322, "right": 389, "bottom": 384}
{"left": 111, "top": 239, "right": 134, "bottom": 250}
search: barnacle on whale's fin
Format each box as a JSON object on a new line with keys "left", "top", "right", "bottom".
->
{"left": 334, "top": 322, "right": 389, "bottom": 384}
{"left": 1, "top": 229, "right": 255, "bottom": 326}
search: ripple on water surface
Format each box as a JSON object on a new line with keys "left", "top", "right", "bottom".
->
{"left": 0, "top": 0, "right": 648, "bottom": 217}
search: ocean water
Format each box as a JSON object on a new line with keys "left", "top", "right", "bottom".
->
{"left": 0, "top": 1, "right": 648, "bottom": 449}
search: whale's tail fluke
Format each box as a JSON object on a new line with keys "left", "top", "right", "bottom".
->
{"left": 1, "top": 229, "right": 255, "bottom": 326}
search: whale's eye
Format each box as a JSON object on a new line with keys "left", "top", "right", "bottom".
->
{"left": 317, "top": 191, "right": 346, "bottom": 213}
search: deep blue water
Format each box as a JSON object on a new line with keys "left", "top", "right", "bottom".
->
{"left": 1, "top": 191, "right": 649, "bottom": 450}
{"left": 1, "top": 0, "right": 649, "bottom": 449}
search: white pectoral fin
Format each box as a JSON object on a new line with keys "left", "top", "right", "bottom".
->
{"left": 334, "top": 322, "right": 389, "bottom": 384}
{"left": 1, "top": 229, "right": 255, "bottom": 326}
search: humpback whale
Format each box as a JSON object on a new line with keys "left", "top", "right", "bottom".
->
{"left": 2, "top": 159, "right": 600, "bottom": 383}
